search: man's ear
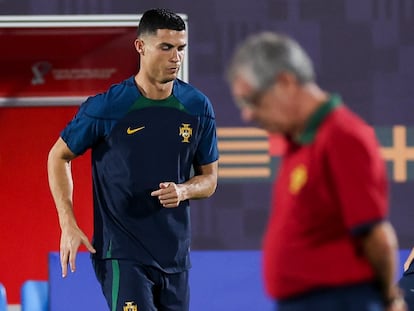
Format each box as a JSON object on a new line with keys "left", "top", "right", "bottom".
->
{"left": 134, "top": 39, "right": 145, "bottom": 55}
{"left": 275, "top": 72, "right": 297, "bottom": 87}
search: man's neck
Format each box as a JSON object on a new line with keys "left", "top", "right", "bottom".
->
{"left": 134, "top": 74, "right": 174, "bottom": 100}
{"left": 291, "top": 83, "right": 329, "bottom": 140}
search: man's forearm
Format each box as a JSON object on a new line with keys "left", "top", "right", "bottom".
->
{"left": 360, "top": 221, "right": 402, "bottom": 304}
{"left": 47, "top": 140, "right": 77, "bottom": 228}
{"left": 181, "top": 173, "right": 217, "bottom": 200}
{"left": 180, "top": 161, "right": 218, "bottom": 200}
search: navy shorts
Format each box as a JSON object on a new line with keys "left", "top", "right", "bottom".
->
{"left": 92, "top": 259, "right": 189, "bottom": 311}
{"left": 277, "top": 282, "right": 384, "bottom": 311}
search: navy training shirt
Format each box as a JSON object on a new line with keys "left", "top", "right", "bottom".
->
{"left": 61, "top": 76, "right": 219, "bottom": 272}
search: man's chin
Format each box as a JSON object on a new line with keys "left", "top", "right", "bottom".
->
{"left": 160, "top": 75, "right": 177, "bottom": 84}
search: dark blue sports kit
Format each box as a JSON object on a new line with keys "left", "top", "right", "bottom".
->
{"left": 61, "top": 76, "right": 219, "bottom": 311}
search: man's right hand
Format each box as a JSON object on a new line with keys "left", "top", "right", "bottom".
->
{"left": 60, "top": 224, "right": 96, "bottom": 277}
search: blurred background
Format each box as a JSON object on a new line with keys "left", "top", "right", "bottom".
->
{"left": 1, "top": 0, "right": 414, "bottom": 309}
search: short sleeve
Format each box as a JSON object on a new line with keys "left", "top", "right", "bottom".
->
{"left": 326, "top": 124, "right": 388, "bottom": 234}
{"left": 194, "top": 97, "right": 219, "bottom": 166}
{"left": 61, "top": 97, "right": 104, "bottom": 155}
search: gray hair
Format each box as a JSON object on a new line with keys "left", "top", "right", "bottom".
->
{"left": 227, "top": 32, "right": 315, "bottom": 90}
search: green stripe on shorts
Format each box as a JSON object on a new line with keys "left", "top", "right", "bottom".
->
{"left": 112, "top": 259, "right": 120, "bottom": 311}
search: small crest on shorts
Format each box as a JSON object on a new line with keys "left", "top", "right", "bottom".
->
{"left": 123, "top": 301, "right": 138, "bottom": 311}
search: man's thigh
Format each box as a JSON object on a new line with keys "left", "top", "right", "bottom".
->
{"left": 157, "top": 269, "right": 189, "bottom": 311}
{"left": 93, "top": 259, "right": 189, "bottom": 311}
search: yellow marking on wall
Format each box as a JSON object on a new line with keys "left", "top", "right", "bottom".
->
{"left": 219, "top": 167, "right": 271, "bottom": 178}
{"left": 380, "top": 125, "right": 414, "bottom": 183}
{"left": 219, "top": 154, "right": 270, "bottom": 164}
{"left": 218, "top": 141, "right": 269, "bottom": 151}
{"left": 217, "top": 127, "right": 268, "bottom": 137}
{"left": 217, "top": 126, "right": 414, "bottom": 182}
{"left": 218, "top": 127, "right": 270, "bottom": 178}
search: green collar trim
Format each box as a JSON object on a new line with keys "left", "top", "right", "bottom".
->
{"left": 129, "top": 95, "right": 187, "bottom": 112}
{"left": 295, "top": 94, "right": 341, "bottom": 144}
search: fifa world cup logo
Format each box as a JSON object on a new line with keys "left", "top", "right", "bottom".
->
{"left": 31, "top": 61, "right": 52, "bottom": 85}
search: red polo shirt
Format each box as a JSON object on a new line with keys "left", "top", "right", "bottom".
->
{"left": 263, "top": 95, "right": 388, "bottom": 299}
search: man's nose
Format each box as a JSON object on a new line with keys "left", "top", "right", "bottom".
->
{"left": 170, "top": 49, "right": 180, "bottom": 61}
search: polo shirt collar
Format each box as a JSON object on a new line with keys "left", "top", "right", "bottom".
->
{"left": 295, "top": 94, "right": 342, "bottom": 144}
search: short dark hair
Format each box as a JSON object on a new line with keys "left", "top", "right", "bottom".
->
{"left": 137, "top": 8, "right": 186, "bottom": 37}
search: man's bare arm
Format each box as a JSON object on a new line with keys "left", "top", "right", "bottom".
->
{"left": 359, "top": 221, "right": 405, "bottom": 309}
{"left": 47, "top": 137, "right": 95, "bottom": 277}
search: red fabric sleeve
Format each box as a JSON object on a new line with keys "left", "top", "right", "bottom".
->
{"left": 325, "top": 122, "right": 388, "bottom": 230}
